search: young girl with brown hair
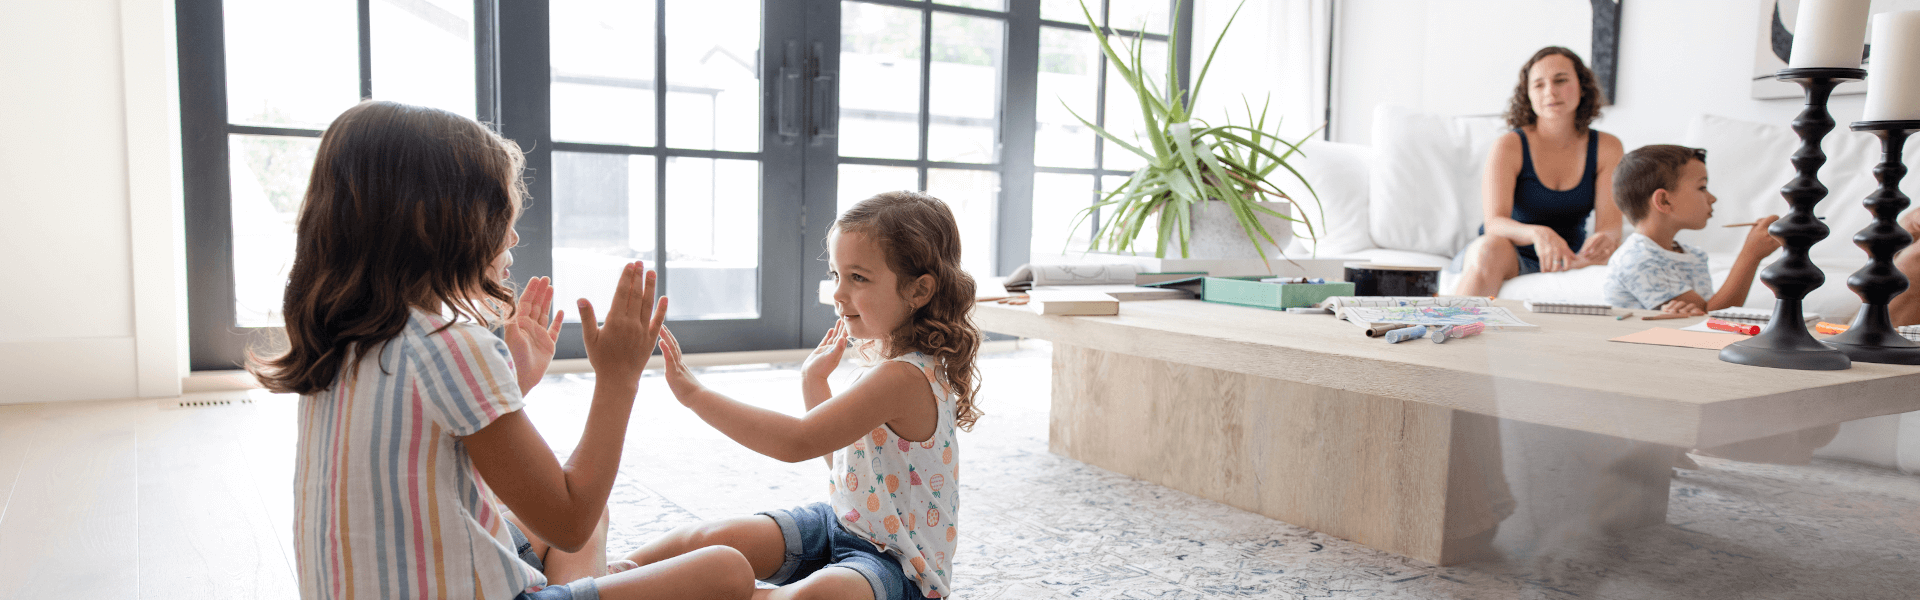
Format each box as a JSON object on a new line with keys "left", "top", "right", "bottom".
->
{"left": 623, "top": 191, "right": 983, "bottom": 600}
{"left": 252, "top": 100, "right": 752, "bottom": 600}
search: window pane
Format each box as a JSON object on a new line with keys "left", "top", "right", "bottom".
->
{"left": 1031, "top": 173, "right": 1097, "bottom": 259}
{"left": 927, "top": 13, "right": 1004, "bottom": 164}
{"left": 1036, "top": 27, "right": 1098, "bottom": 168}
{"left": 666, "top": 0, "right": 762, "bottom": 151}
{"left": 1040, "top": 0, "right": 1090, "bottom": 24}
{"left": 840, "top": 2, "right": 923, "bottom": 160}
{"left": 1102, "top": 38, "right": 1168, "bottom": 172}
{"left": 664, "top": 158, "right": 761, "bottom": 320}
{"left": 551, "top": 0, "right": 657, "bottom": 146}
{"left": 1108, "top": 0, "right": 1170, "bottom": 34}
{"left": 552, "top": 152, "right": 657, "bottom": 323}
{"left": 371, "top": 0, "right": 475, "bottom": 117}
{"left": 224, "top": 0, "right": 358, "bottom": 128}
{"left": 937, "top": 0, "right": 1006, "bottom": 12}
{"left": 837, "top": 164, "right": 920, "bottom": 217}
{"left": 229, "top": 134, "right": 318, "bottom": 327}
{"left": 926, "top": 169, "right": 997, "bottom": 275}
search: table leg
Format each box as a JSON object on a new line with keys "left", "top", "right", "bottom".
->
{"left": 1047, "top": 344, "right": 1676, "bottom": 566}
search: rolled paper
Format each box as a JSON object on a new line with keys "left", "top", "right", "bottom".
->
{"left": 1432, "top": 325, "right": 1454, "bottom": 344}
{"left": 1384, "top": 325, "right": 1428, "bottom": 344}
{"left": 1788, "top": 0, "right": 1872, "bottom": 69}
{"left": 1864, "top": 11, "right": 1920, "bottom": 121}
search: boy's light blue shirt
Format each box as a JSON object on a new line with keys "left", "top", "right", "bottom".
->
{"left": 1604, "top": 232, "right": 1715, "bottom": 310}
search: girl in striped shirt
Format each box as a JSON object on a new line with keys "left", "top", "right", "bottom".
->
{"left": 251, "top": 100, "right": 753, "bottom": 600}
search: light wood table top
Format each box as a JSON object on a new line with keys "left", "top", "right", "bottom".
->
{"left": 974, "top": 299, "right": 1920, "bottom": 448}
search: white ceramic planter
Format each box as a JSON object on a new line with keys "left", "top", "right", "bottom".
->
{"left": 1182, "top": 200, "right": 1292, "bottom": 260}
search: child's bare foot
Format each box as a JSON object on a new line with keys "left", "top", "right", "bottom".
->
{"left": 606, "top": 559, "right": 639, "bottom": 574}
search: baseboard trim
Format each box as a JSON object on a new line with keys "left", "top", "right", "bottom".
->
{"left": 186, "top": 340, "right": 1033, "bottom": 392}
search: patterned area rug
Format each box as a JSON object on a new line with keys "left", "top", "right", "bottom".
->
{"left": 521, "top": 343, "right": 1920, "bottom": 599}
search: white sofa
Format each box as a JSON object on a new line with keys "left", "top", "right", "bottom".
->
{"left": 1284, "top": 104, "right": 1920, "bottom": 473}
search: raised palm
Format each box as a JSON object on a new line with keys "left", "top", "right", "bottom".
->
{"left": 504, "top": 276, "right": 562, "bottom": 396}
{"left": 801, "top": 319, "right": 850, "bottom": 382}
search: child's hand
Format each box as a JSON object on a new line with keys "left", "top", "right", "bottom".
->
{"left": 505, "top": 276, "right": 564, "bottom": 396}
{"left": 577, "top": 262, "right": 668, "bottom": 387}
{"left": 800, "top": 319, "right": 850, "bottom": 383}
{"left": 1660, "top": 298, "right": 1706, "bottom": 316}
{"left": 1742, "top": 215, "right": 1783, "bottom": 257}
{"left": 653, "top": 326, "right": 706, "bottom": 404}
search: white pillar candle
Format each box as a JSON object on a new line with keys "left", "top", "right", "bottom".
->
{"left": 1864, "top": 11, "right": 1920, "bottom": 121}
{"left": 1788, "top": 0, "right": 1873, "bottom": 69}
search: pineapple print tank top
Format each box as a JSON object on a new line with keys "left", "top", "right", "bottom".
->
{"left": 828, "top": 351, "right": 960, "bottom": 598}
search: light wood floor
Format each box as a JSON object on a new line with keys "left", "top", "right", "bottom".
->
{"left": 0, "top": 391, "right": 299, "bottom": 598}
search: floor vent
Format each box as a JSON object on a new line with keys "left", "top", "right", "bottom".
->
{"left": 162, "top": 397, "right": 255, "bottom": 410}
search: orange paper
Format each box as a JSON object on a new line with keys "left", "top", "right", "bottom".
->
{"left": 1609, "top": 328, "right": 1750, "bottom": 350}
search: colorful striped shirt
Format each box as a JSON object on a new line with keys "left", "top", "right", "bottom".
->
{"left": 293, "top": 309, "right": 542, "bottom": 599}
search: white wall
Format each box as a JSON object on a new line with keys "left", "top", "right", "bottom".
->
{"left": 0, "top": 0, "right": 184, "bottom": 403}
{"left": 1333, "top": 0, "right": 1864, "bottom": 151}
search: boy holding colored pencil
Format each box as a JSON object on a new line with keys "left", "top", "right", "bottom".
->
{"left": 1601, "top": 145, "right": 1781, "bottom": 315}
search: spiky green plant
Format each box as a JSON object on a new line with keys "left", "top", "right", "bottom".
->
{"left": 1065, "top": 0, "right": 1322, "bottom": 265}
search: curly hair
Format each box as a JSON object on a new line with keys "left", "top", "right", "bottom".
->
{"left": 249, "top": 101, "right": 526, "bottom": 394}
{"left": 1504, "top": 46, "right": 1605, "bottom": 133}
{"left": 834, "top": 191, "right": 984, "bottom": 431}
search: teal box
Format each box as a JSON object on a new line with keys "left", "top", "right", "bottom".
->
{"left": 1201, "top": 278, "right": 1355, "bottom": 310}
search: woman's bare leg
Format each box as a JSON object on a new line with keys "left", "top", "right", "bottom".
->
{"left": 624, "top": 515, "right": 791, "bottom": 580}
{"left": 1889, "top": 244, "right": 1920, "bottom": 326}
{"left": 1453, "top": 236, "right": 1522, "bottom": 297}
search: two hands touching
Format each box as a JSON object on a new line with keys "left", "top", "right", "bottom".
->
{"left": 1530, "top": 227, "right": 1619, "bottom": 273}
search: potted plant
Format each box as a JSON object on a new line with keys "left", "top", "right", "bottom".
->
{"left": 1067, "top": 0, "right": 1321, "bottom": 266}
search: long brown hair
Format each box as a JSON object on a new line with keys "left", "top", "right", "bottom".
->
{"left": 835, "top": 191, "right": 983, "bottom": 431}
{"left": 249, "top": 101, "right": 526, "bottom": 394}
{"left": 1504, "top": 46, "right": 1606, "bottom": 133}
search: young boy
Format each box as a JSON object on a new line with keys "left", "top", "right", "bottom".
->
{"left": 1602, "top": 145, "right": 1780, "bottom": 314}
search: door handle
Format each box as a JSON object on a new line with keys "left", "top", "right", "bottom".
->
{"left": 810, "top": 42, "right": 837, "bottom": 144}
{"left": 777, "top": 40, "right": 802, "bottom": 141}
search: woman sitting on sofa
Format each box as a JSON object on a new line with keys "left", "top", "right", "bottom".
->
{"left": 1453, "top": 46, "right": 1625, "bottom": 297}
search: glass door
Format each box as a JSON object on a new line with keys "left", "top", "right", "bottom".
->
{"left": 532, "top": 0, "right": 806, "bottom": 356}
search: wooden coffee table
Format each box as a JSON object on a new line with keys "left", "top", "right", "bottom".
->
{"left": 973, "top": 299, "right": 1920, "bottom": 565}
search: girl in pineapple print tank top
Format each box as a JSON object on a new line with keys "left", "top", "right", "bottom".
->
{"left": 830, "top": 352, "right": 961, "bottom": 596}
{"left": 625, "top": 191, "right": 984, "bottom": 600}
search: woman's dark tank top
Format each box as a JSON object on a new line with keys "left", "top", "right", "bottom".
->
{"left": 1499, "top": 128, "right": 1598, "bottom": 261}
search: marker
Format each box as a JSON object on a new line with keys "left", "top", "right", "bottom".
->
{"left": 1816, "top": 321, "right": 1850, "bottom": 335}
{"left": 1384, "top": 325, "right": 1428, "bottom": 344}
{"left": 1706, "top": 318, "right": 1760, "bottom": 335}
{"left": 1615, "top": 312, "right": 1631, "bottom": 320}
{"left": 1643, "top": 313, "right": 1694, "bottom": 321}
{"left": 1724, "top": 217, "right": 1821, "bottom": 228}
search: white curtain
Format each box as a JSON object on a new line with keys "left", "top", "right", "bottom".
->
{"left": 1191, "top": 0, "right": 1333, "bottom": 143}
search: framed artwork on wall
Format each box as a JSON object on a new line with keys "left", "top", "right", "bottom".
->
{"left": 1753, "top": 0, "right": 1920, "bottom": 99}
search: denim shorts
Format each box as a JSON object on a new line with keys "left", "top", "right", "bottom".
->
{"left": 760, "top": 502, "right": 919, "bottom": 600}
{"left": 508, "top": 520, "right": 601, "bottom": 600}
{"left": 1448, "top": 240, "right": 1543, "bottom": 277}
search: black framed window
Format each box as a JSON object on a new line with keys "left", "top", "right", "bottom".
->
{"left": 181, "top": 0, "right": 1189, "bottom": 369}
{"left": 179, "top": 0, "right": 498, "bottom": 370}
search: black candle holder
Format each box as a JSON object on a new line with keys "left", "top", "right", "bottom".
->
{"left": 1720, "top": 68, "right": 1865, "bottom": 371}
{"left": 1823, "top": 120, "right": 1920, "bottom": 364}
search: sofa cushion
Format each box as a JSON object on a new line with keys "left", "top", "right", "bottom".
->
{"left": 1368, "top": 104, "right": 1510, "bottom": 258}
{"left": 1680, "top": 114, "right": 1914, "bottom": 261}
{"left": 1286, "top": 141, "right": 1375, "bottom": 256}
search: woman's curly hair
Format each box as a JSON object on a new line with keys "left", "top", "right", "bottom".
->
{"left": 1504, "top": 46, "right": 1605, "bottom": 133}
{"left": 835, "top": 191, "right": 983, "bottom": 431}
